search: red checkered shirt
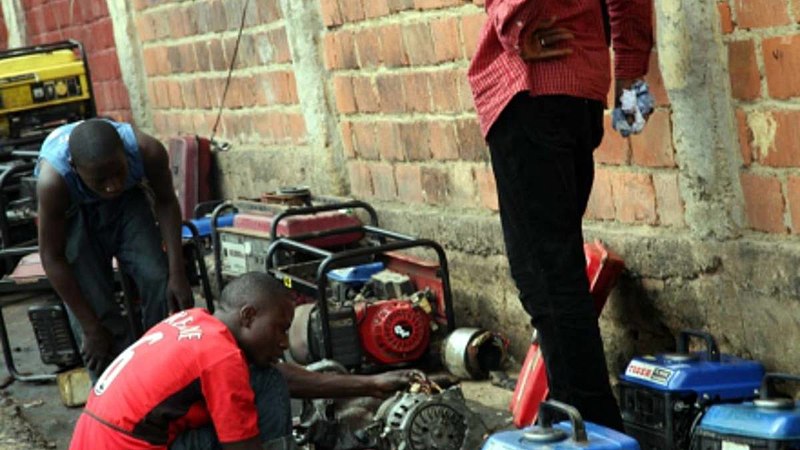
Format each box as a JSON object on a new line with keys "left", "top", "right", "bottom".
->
{"left": 468, "top": 0, "right": 654, "bottom": 137}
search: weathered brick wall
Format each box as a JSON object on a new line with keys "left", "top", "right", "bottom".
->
{"left": 321, "top": 0, "right": 497, "bottom": 209}
{"left": 134, "top": 0, "right": 305, "bottom": 149}
{"left": 23, "top": 0, "right": 132, "bottom": 122}
{"left": 720, "top": 0, "right": 800, "bottom": 234}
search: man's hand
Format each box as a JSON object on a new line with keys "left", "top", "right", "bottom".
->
{"left": 167, "top": 274, "right": 194, "bottom": 313}
{"left": 368, "top": 369, "right": 424, "bottom": 398}
{"left": 520, "top": 17, "right": 574, "bottom": 61}
{"left": 82, "top": 324, "right": 113, "bottom": 374}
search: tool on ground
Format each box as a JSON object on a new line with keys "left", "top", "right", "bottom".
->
{"left": 618, "top": 329, "right": 765, "bottom": 450}
{"left": 442, "top": 327, "right": 508, "bottom": 380}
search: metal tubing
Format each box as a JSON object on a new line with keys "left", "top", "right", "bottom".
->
{"left": 182, "top": 221, "right": 214, "bottom": 312}
{"left": 210, "top": 201, "right": 236, "bottom": 297}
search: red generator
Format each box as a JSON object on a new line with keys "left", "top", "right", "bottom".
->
{"left": 509, "top": 240, "right": 625, "bottom": 427}
{"left": 268, "top": 215, "right": 456, "bottom": 372}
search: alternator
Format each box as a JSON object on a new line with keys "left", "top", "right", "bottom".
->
{"left": 373, "top": 386, "right": 487, "bottom": 450}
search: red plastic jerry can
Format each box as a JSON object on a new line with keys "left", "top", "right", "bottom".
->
{"left": 509, "top": 240, "right": 624, "bottom": 428}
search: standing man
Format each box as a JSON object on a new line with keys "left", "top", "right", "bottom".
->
{"left": 36, "top": 118, "right": 193, "bottom": 376}
{"left": 69, "top": 272, "right": 416, "bottom": 450}
{"left": 468, "top": 0, "right": 653, "bottom": 429}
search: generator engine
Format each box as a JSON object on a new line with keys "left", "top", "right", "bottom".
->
{"left": 289, "top": 266, "right": 438, "bottom": 370}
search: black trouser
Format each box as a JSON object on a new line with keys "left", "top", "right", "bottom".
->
{"left": 487, "top": 93, "right": 623, "bottom": 430}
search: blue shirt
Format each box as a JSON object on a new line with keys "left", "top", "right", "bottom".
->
{"left": 35, "top": 120, "right": 145, "bottom": 204}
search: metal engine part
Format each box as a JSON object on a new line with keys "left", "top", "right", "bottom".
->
{"left": 442, "top": 328, "right": 508, "bottom": 380}
{"left": 371, "top": 386, "right": 488, "bottom": 450}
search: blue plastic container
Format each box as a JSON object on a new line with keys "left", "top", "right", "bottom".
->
{"left": 618, "top": 330, "right": 765, "bottom": 450}
{"left": 483, "top": 401, "right": 640, "bottom": 450}
{"left": 182, "top": 213, "right": 235, "bottom": 239}
{"left": 693, "top": 373, "right": 800, "bottom": 449}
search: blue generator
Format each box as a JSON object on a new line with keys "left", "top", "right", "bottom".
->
{"left": 482, "top": 400, "right": 640, "bottom": 450}
{"left": 693, "top": 373, "right": 800, "bottom": 450}
{"left": 618, "top": 330, "right": 765, "bottom": 450}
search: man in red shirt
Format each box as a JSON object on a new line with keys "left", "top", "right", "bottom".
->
{"left": 69, "top": 272, "right": 416, "bottom": 450}
{"left": 468, "top": 0, "right": 653, "bottom": 430}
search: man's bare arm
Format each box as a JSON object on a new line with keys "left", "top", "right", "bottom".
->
{"left": 37, "top": 161, "right": 113, "bottom": 372}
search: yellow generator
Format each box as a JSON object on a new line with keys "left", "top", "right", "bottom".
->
{"left": 0, "top": 40, "right": 96, "bottom": 153}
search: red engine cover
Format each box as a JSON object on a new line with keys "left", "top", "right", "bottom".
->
{"left": 357, "top": 300, "right": 431, "bottom": 365}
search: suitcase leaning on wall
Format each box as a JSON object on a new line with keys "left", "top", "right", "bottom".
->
{"left": 510, "top": 240, "right": 625, "bottom": 428}
{"left": 168, "top": 136, "right": 213, "bottom": 220}
{"left": 485, "top": 400, "right": 641, "bottom": 449}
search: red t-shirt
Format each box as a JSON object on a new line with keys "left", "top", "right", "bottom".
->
{"left": 69, "top": 309, "right": 259, "bottom": 450}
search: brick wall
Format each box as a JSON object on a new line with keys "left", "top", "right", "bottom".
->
{"left": 23, "top": 0, "right": 131, "bottom": 122}
{"left": 720, "top": 0, "right": 800, "bottom": 234}
{"left": 321, "top": 0, "right": 496, "bottom": 209}
{"left": 134, "top": 0, "right": 306, "bottom": 150}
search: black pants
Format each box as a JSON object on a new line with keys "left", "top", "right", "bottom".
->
{"left": 487, "top": 94, "right": 623, "bottom": 430}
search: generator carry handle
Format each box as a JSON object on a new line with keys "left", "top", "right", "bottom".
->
{"left": 677, "top": 330, "right": 720, "bottom": 362}
{"left": 269, "top": 199, "right": 379, "bottom": 240}
{"left": 759, "top": 373, "right": 800, "bottom": 400}
{"left": 536, "top": 400, "right": 588, "bottom": 443}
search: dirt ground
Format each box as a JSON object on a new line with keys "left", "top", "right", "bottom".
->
{"left": 0, "top": 291, "right": 515, "bottom": 449}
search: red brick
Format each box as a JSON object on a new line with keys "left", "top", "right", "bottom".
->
{"left": 332, "top": 76, "right": 356, "bottom": 114}
{"left": 169, "top": 7, "right": 186, "bottom": 38}
{"left": 167, "top": 80, "right": 183, "bottom": 108}
{"left": 760, "top": 110, "right": 800, "bottom": 167}
{"left": 352, "top": 77, "right": 380, "bottom": 113}
{"left": 421, "top": 167, "right": 450, "bottom": 204}
{"left": 456, "top": 119, "right": 488, "bottom": 161}
{"left": 339, "top": 0, "right": 365, "bottom": 22}
{"left": 763, "top": 35, "right": 800, "bottom": 99}
{"left": 378, "top": 24, "right": 408, "bottom": 67}
{"left": 355, "top": 29, "right": 382, "bottom": 68}
{"left": 461, "top": 13, "right": 487, "bottom": 59}
{"left": 788, "top": 176, "right": 800, "bottom": 234}
{"left": 398, "top": 122, "right": 431, "bottom": 161}
{"left": 353, "top": 122, "right": 379, "bottom": 160}
{"left": 585, "top": 168, "right": 615, "bottom": 221}
{"left": 403, "top": 73, "right": 431, "bottom": 112}
{"left": 728, "top": 40, "right": 761, "bottom": 101}
{"left": 269, "top": 29, "right": 292, "bottom": 64}
{"left": 376, "top": 75, "right": 406, "bottom": 113}
{"left": 430, "top": 17, "right": 461, "bottom": 62}
{"left": 375, "top": 122, "right": 405, "bottom": 161}
{"left": 319, "top": 0, "right": 343, "bottom": 27}
{"left": 457, "top": 75, "right": 475, "bottom": 111}
{"left": 348, "top": 161, "right": 374, "bottom": 197}
{"left": 208, "top": 40, "right": 227, "bottom": 71}
{"left": 180, "top": 43, "right": 199, "bottom": 73}
{"left": 370, "top": 163, "right": 397, "bottom": 200}
{"left": 653, "top": 172, "right": 684, "bottom": 226}
{"left": 414, "top": 0, "right": 464, "bottom": 9}
{"left": 612, "top": 172, "right": 657, "bottom": 224}
{"left": 143, "top": 47, "right": 159, "bottom": 76}
{"left": 645, "top": 52, "right": 669, "bottom": 106}
{"left": 734, "top": 0, "right": 789, "bottom": 29}
{"left": 630, "top": 110, "right": 675, "bottom": 168}
{"left": 429, "top": 121, "right": 460, "bottom": 160}
{"left": 448, "top": 165, "right": 477, "bottom": 206}
{"left": 395, "top": 164, "right": 424, "bottom": 203}
{"left": 181, "top": 81, "right": 197, "bottom": 109}
{"left": 388, "top": 0, "right": 414, "bottom": 12}
{"left": 428, "top": 71, "right": 461, "bottom": 113}
{"left": 364, "top": 0, "right": 390, "bottom": 19}
{"left": 290, "top": 114, "right": 308, "bottom": 145}
{"left": 323, "top": 31, "right": 357, "bottom": 70}
{"left": 403, "top": 23, "right": 436, "bottom": 66}
{"left": 741, "top": 172, "right": 786, "bottom": 233}
{"left": 596, "top": 115, "right": 630, "bottom": 165}
{"left": 736, "top": 108, "right": 752, "bottom": 167}
{"left": 257, "top": 0, "right": 282, "bottom": 23}
{"left": 718, "top": 2, "right": 734, "bottom": 34}
{"left": 474, "top": 165, "right": 498, "bottom": 211}
{"left": 340, "top": 122, "right": 356, "bottom": 158}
